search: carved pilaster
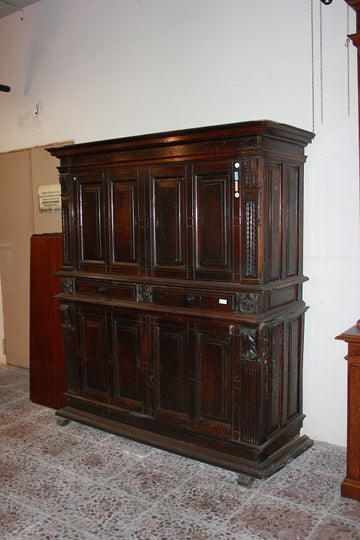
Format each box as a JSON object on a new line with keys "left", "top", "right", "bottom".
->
{"left": 59, "top": 303, "right": 73, "bottom": 331}
{"left": 241, "top": 159, "right": 259, "bottom": 187}
{"left": 245, "top": 199, "right": 258, "bottom": 278}
{"left": 61, "top": 277, "right": 74, "bottom": 294}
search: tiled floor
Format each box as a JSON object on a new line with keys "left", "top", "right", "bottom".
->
{"left": 1, "top": 365, "right": 360, "bottom": 540}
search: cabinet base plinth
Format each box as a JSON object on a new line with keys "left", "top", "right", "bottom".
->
{"left": 56, "top": 406, "right": 313, "bottom": 479}
{"left": 341, "top": 478, "right": 360, "bottom": 501}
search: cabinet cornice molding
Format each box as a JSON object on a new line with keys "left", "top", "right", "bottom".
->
{"left": 349, "top": 32, "right": 360, "bottom": 50}
{"left": 345, "top": 0, "right": 360, "bottom": 11}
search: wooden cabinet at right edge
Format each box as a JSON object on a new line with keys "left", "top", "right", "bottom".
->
{"left": 48, "top": 121, "right": 314, "bottom": 479}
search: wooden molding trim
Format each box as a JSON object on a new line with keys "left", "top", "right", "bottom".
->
{"left": 349, "top": 32, "right": 360, "bottom": 50}
{"left": 345, "top": 0, "right": 360, "bottom": 12}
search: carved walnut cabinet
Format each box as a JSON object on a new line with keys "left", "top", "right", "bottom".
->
{"left": 48, "top": 121, "right": 314, "bottom": 478}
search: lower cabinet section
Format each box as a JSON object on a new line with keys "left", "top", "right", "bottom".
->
{"left": 58, "top": 301, "right": 312, "bottom": 478}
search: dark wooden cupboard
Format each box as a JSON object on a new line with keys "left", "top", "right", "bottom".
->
{"left": 48, "top": 120, "right": 314, "bottom": 478}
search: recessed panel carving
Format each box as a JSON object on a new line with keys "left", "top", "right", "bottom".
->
{"left": 110, "top": 177, "right": 138, "bottom": 267}
{"left": 152, "top": 175, "right": 186, "bottom": 268}
{"left": 78, "top": 178, "right": 105, "bottom": 264}
{"left": 195, "top": 171, "right": 231, "bottom": 278}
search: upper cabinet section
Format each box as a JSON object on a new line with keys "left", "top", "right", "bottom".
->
{"left": 48, "top": 121, "right": 314, "bottom": 285}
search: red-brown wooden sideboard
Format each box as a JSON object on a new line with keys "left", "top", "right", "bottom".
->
{"left": 30, "top": 233, "right": 66, "bottom": 409}
{"left": 336, "top": 325, "right": 360, "bottom": 501}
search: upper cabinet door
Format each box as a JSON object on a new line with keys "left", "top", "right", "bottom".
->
{"left": 76, "top": 172, "right": 107, "bottom": 273}
{"left": 193, "top": 162, "right": 233, "bottom": 281}
{"left": 108, "top": 168, "right": 142, "bottom": 275}
{"left": 149, "top": 165, "right": 190, "bottom": 279}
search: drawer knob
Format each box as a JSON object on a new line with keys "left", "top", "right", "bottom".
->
{"left": 96, "top": 287, "right": 106, "bottom": 294}
{"left": 184, "top": 295, "right": 201, "bottom": 308}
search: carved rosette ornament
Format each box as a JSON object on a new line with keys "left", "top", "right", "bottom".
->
{"left": 137, "top": 283, "right": 153, "bottom": 304}
{"left": 238, "top": 292, "right": 258, "bottom": 314}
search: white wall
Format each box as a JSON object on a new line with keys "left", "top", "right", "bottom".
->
{"left": 0, "top": 0, "right": 358, "bottom": 446}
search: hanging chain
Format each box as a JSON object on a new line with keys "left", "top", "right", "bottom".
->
{"left": 311, "top": 0, "right": 315, "bottom": 132}
{"left": 319, "top": 0, "right": 324, "bottom": 124}
{"left": 345, "top": 4, "right": 351, "bottom": 117}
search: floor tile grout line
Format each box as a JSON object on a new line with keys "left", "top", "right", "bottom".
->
{"left": 2, "top": 410, "right": 348, "bottom": 512}
{"left": 3, "top": 491, "right": 108, "bottom": 539}
{"left": 3, "top": 436, "right": 190, "bottom": 511}
{"left": 4, "top": 431, "right": 264, "bottom": 537}
{"left": 325, "top": 493, "right": 360, "bottom": 527}
{"left": 1, "top": 367, "right": 359, "bottom": 539}
{"left": 2, "top": 447, "right": 164, "bottom": 533}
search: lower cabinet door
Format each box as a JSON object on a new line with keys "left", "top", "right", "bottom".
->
{"left": 194, "top": 321, "right": 234, "bottom": 438}
{"left": 111, "top": 309, "right": 146, "bottom": 413}
{"left": 77, "top": 304, "right": 110, "bottom": 404}
{"left": 152, "top": 316, "right": 190, "bottom": 426}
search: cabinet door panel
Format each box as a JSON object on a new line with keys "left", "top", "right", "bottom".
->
{"left": 153, "top": 317, "right": 189, "bottom": 425}
{"left": 150, "top": 166, "right": 188, "bottom": 278}
{"left": 77, "top": 306, "right": 109, "bottom": 404}
{"left": 109, "top": 169, "right": 142, "bottom": 274}
{"left": 195, "top": 322, "right": 233, "bottom": 437}
{"left": 77, "top": 173, "right": 106, "bottom": 272}
{"left": 112, "top": 311, "right": 145, "bottom": 413}
{"left": 194, "top": 163, "right": 232, "bottom": 281}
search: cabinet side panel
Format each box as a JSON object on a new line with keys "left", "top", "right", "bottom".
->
{"left": 287, "top": 317, "right": 301, "bottom": 419}
{"left": 268, "top": 163, "right": 282, "bottom": 281}
{"left": 283, "top": 165, "right": 300, "bottom": 278}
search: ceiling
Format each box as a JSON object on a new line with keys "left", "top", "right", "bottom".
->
{"left": 0, "top": 0, "right": 40, "bottom": 19}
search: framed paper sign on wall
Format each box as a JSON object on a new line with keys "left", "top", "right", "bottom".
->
{"left": 38, "top": 184, "right": 61, "bottom": 213}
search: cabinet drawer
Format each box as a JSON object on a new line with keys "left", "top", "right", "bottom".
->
{"left": 152, "top": 287, "right": 235, "bottom": 312}
{"left": 75, "top": 280, "right": 136, "bottom": 301}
